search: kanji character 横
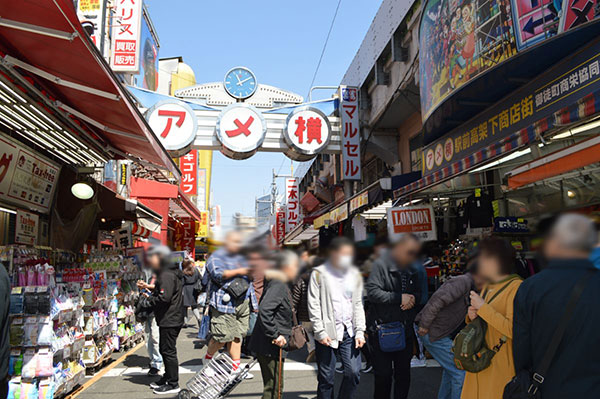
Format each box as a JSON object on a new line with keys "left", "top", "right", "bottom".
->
{"left": 294, "top": 116, "right": 306, "bottom": 144}
{"left": 157, "top": 109, "right": 186, "bottom": 138}
{"left": 307, "top": 117, "right": 322, "bottom": 144}
{"left": 226, "top": 116, "right": 254, "bottom": 137}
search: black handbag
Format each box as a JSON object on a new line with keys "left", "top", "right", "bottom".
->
{"left": 286, "top": 289, "right": 308, "bottom": 351}
{"left": 503, "top": 269, "right": 596, "bottom": 399}
{"left": 226, "top": 277, "right": 250, "bottom": 301}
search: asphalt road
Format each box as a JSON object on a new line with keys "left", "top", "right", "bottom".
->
{"left": 77, "top": 325, "right": 442, "bottom": 399}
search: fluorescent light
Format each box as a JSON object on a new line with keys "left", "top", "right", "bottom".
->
{"left": 469, "top": 148, "right": 532, "bottom": 173}
{"left": 0, "top": 81, "right": 26, "bottom": 102}
{"left": 0, "top": 206, "right": 16, "bottom": 214}
{"left": 552, "top": 118, "right": 600, "bottom": 139}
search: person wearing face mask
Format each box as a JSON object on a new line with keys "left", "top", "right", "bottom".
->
{"left": 307, "top": 237, "right": 366, "bottom": 399}
{"left": 366, "top": 233, "right": 423, "bottom": 399}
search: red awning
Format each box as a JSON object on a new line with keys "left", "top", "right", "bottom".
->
{"left": 507, "top": 135, "right": 600, "bottom": 189}
{"left": 0, "top": 0, "right": 179, "bottom": 177}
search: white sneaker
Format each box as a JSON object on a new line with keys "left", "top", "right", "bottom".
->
{"left": 244, "top": 372, "right": 254, "bottom": 380}
{"left": 410, "top": 356, "right": 427, "bottom": 368}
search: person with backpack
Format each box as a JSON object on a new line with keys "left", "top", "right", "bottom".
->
{"left": 416, "top": 258, "right": 485, "bottom": 399}
{"left": 181, "top": 258, "right": 203, "bottom": 328}
{"left": 509, "top": 214, "right": 600, "bottom": 399}
{"left": 459, "top": 237, "right": 522, "bottom": 399}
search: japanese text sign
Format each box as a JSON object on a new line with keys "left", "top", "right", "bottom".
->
{"left": 422, "top": 40, "right": 600, "bottom": 176}
{"left": 110, "top": 0, "right": 143, "bottom": 72}
{"left": 175, "top": 218, "right": 195, "bottom": 257}
{"left": 197, "top": 211, "right": 209, "bottom": 238}
{"left": 179, "top": 150, "right": 197, "bottom": 195}
{"left": 339, "top": 86, "right": 361, "bottom": 180}
{"left": 216, "top": 104, "right": 266, "bottom": 159}
{"left": 146, "top": 101, "right": 197, "bottom": 154}
{"left": 0, "top": 132, "right": 60, "bottom": 214}
{"left": 283, "top": 107, "right": 331, "bottom": 160}
{"left": 349, "top": 191, "right": 369, "bottom": 212}
{"left": 276, "top": 207, "right": 286, "bottom": 247}
{"left": 285, "top": 178, "right": 300, "bottom": 233}
{"left": 387, "top": 205, "right": 437, "bottom": 242}
{"left": 15, "top": 209, "right": 39, "bottom": 246}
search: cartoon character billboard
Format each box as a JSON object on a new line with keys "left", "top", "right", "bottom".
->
{"left": 419, "top": 0, "right": 519, "bottom": 121}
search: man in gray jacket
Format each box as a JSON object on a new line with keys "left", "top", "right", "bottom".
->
{"left": 416, "top": 262, "right": 484, "bottom": 399}
{"left": 308, "top": 237, "right": 366, "bottom": 399}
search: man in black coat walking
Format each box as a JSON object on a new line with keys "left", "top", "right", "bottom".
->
{"left": 144, "top": 245, "right": 184, "bottom": 395}
{"left": 513, "top": 214, "right": 600, "bottom": 399}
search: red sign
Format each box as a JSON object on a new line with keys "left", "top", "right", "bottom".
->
{"left": 179, "top": 150, "right": 197, "bottom": 195}
{"left": 339, "top": 86, "right": 361, "bottom": 180}
{"left": 386, "top": 205, "right": 437, "bottom": 242}
{"left": 174, "top": 218, "right": 195, "bottom": 257}
{"left": 285, "top": 178, "right": 300, "bottom": 233}
{"left": 110, "top": 0, "right": 142, "bottom": 71}
{"left": 276, "top": 208, "right": 286, "bottom": 247}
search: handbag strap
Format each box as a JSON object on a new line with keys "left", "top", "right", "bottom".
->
{"left": 529, "top": 269, "right": 596, "bottom": 395}
{"left": 483, "top": 275, "right": 521, "bottom": 304}
{"left": 286, "top": 287, "right": 299, "bottom": 326}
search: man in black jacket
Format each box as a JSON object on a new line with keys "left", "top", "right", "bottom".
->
{"left": 513, "top": 214, "right": 600, "bottom": 399}
{"left": 366, "top": 234, "right": 422, "bottom": 399}
{"left": 144, "top": 245, "right": 184, "bottom": 395}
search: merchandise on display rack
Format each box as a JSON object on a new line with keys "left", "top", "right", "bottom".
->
{"left": 4, "top": 245, "right": 145, "bottom": 399}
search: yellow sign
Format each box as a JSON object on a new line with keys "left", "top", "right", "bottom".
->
{"left": 197, "top": 211, "right": 209, "bottom": 238}
{"left": 331, "top": 204, "right": 348, "bottom": 224}
{"left": 350, "top": 192, "right": 368, "bottom": 212}
{"left": 313, "top": 213, "right": 329, "bottom": 229}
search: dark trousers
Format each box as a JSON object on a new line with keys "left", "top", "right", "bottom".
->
{"left": 257, "top": 354, "right": 284, "bottom": 399}
{"left": 315, "top": 330, "right": 361, "bottom": 399}
{"left": 159, "top": 326, "right": 182, "bottom": 385}
{"left": 372, "top": 336, "right": 413, "bottom": 399}
{"left": 1, "top": 378, "right": 7, "bottom": 399}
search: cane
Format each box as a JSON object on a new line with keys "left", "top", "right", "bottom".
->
{"left": 277, "top": 347, "right": 283, "bottom": 399}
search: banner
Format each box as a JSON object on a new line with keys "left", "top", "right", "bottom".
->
{"left": 285, "top": 178, "right": 300, "bottom": 233}
{"left": 276, "top": 207, "right": 286, "bottom": 247}
{"left": 0, "top": 132, "right": 60, "bottom": 214}
{"left": 386, "top": 205, "right": 437, "bottom": 242}
{"left": 330, "top": 203, "right": 348, "bottom": 224}
{"left": 110, "top": 0, "right": 143, "bottom": 72}
{"left": 15, "top": 209, "right": 38, "bottom": 246}
{"left": 174, "top": 218, "right": 195, "bottom": 257}
{"left": 179, "top": 150, "right": 197, "bottom": 195}
{"left": 339, "top": 86, "right": 361, "bottom": 180}
{"left": 197, "top": 211, "right": 209, "bottom": 238}
{"left": 349, "top": 191, "right": 369, "bottom": 212}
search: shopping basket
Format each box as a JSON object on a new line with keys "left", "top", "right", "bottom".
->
{"left": 178, "top": 353, "right": 257, "bottom": 399}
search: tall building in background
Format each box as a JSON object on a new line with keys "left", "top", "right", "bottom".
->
{"left": 255, "top": 194, "right": 271, "bottom": 227}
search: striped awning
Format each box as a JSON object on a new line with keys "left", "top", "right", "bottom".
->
{"left": 132, "top": 223, "right": 151, "bottom": 238}
{"left": 394, "top": 90, "right": 600, "bottom": 199}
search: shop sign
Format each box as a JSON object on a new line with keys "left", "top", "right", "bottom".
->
{"left": 174, "top": 218, "right": 195, "bottom": 257}
{"left": 179, "top": 150, "right": 197, "bottom": 195}
{"left": 330, "top": 203, "right": 348, "bottom": 224}
{"left": 0, "top": 132, "right": 60, "bottom": 214}
{"left": 349, "top": 191, "right": 369, "bottom": 213}
{"left": 313, "top": 213, "right": 329, "bottom": 229}
{"left": 15, "top": 209, "right": 38, "bottom": 246}
{"left": 146, "top": 100, "right": 198, "bottom": 156}
{"left": 386, "top": 205, "right": 437, "bottom": 242}
{"left": 494, "top": 217, "right": 529, "bottom": 233}
{"left": 422, "top": 40, "right": 600, "bottom": 176}
{"left": 76, "top": 0, "right": 108, "bottom": 56}
{"left": 560, "top": 0, "right": 598, "bottom": 32}
{"left": 197, "top": 211, "right": 209, "bottom": 238}
{"left": 110, "top": 0, "right": 143, "bottom": 72}
{"left": 339, "top": 86, "right": 361, "bottom": 180}
{"left": 285, "top": 178, "right": 300, "bottom": 233}
{"left": 114, "top": 225, "right": 133, "bottom": 249}
{"left": 283, "top": 107, "right": 332, "bottom": 161}
{"left": 216, "top": 104, "right": 267, "bottom": 160}
{"left": 276, "top": 207, "right": 286, "bottom": 246}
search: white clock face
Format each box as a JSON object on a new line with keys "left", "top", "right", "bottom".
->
{"left": 224, "top": 67, "right": 257, "bottom": 99}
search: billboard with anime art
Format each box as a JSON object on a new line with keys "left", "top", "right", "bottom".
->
{"left": 419, "top": 0, "right": 600, "bottom": 122}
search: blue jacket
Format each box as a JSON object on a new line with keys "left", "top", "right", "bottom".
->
{"left": 513, "top": 259, "right": 600, "bottom": 399}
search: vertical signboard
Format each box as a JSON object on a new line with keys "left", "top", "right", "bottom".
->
{"left": 110, "top": 0, "right": 143, "bottom": 72}
{"left": 276, "top": 207, "right": 286, "bottom": 247}
{"left": 76, "top": 0, "right": 108, "bottom": 56}
{"left": 15, "top": 210, "right": 39, "bottom": 246}
{"left": 339, "top": 86, "right": 361, "bottom": 180}
{"left": 285, "top": 178, "right": 300, "bottom": 233}
{"left": 179, "top": 150, "right": 198, "bottom": 195}
{"left": 175, "top": 218, "right": 196, "bottom": 257}
{"left": 197, "top": 211, "right": 209, "bottom": 238}
{"left": 134, "top": 7, "right": 159, "bottom": 91}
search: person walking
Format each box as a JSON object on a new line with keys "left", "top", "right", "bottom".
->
{"left": 249, "top": 250, "right": 299, "bottom": 399}
{"left": 137, "top": 260, "right": 163, "bottom": 376}
{"left": 144, "top": 245, "right": 185, "bottom": 395}
{"left": 292, "top": 257, "right": 316, "bottom": 362}
{"left": 366, "top": 233, "right": 423, "bottom": 399}
{"left": 181, "top": 258, "right": 202, "bottom": 328}
{"left": 1, "top": 263, "right": 10, "bottom": 399}
{"left": 416, "top": 260, "right": 485, "bottom": 399}
{"left": 308, "top": 237, "right": 366, "bottom": 399}
{"left": 461, "top": 237, "right": 522, "bottom": 399}
{"left": 512, "top": 214, "right": 600, "bottom": 399}
{"left": 204, "top": 230, "right": 257, "bottom": 373}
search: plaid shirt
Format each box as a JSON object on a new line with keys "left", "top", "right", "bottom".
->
{"left": 206, "top": 248, "right": 257, "bottom": 314}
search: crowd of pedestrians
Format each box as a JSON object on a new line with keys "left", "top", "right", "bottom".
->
{"left": 126, "top": 212, "right": 600, "bottom": 399}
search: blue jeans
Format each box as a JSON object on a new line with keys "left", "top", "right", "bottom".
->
{"left": 421, "top": 334, "right": 465, "bottom": 399}
{"left": 315, "top": 330, "right": 361, "bottom": 399}
{"left": 145, "top": 315, "right": 163, "bottom": 369}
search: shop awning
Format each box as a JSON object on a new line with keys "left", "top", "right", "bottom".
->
{"left": 0, "top": 0, "right": 179, "bottom": 177}
{"left": 284, "top": 223, "right": 319, "bottom": 245}
{"left": 507, "top": 135, "right": 600, "bottom": 190}
{"left": 170, "top": 188, "right": 203, "bottom": 222}
{"left": 125, "top": 199, "right": 162, "bottom": 233}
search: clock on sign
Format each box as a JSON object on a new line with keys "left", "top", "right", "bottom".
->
{"left": 223, "top": 67, "right": 257, "bottom": 100}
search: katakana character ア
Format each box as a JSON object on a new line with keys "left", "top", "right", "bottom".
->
{"left": 307, "top": 117, "right": 322, "bottom": 144}
{"left": 225, "top": 116, "right": 254, "bottom": 138}
{"left": 157, "top": 110, "right": 186, "bottom": 138}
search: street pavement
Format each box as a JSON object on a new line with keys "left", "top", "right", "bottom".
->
{"left": 78, "top": 325, "right": 442, "bottom": 399}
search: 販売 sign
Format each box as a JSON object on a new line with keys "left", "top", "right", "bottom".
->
{"left": 110, "top": 0, "right": 143, "bottom": 72}
{"left": 386, "top": 205, "right": 437, "bottom": 242}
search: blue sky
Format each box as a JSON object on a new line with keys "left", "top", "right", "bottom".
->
{"left": 145, "top": 0, "right": 381, "bottom": 226}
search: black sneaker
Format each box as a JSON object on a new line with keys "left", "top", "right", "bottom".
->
{"left": 150, "top": 378, "right": 167, "bottom": 389}
{"left": 147, "top": 367, "right": 161, "bottom": 376}
{"left": 153, "top": 384, "right": 180, "bottom": 395}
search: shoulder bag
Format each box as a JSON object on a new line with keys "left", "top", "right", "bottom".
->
{"left": 286, "top": 287, "right": 308, "bottom": 351}
{"left": 503, "top": 269, "right": 596, "bottom": 399}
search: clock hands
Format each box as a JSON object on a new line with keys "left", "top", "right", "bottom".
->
{"left": 237, "top": 76, "right": 254, "bottom": 86}
{"left": 235, "top": 73, "right": 243, "bottom": 86}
